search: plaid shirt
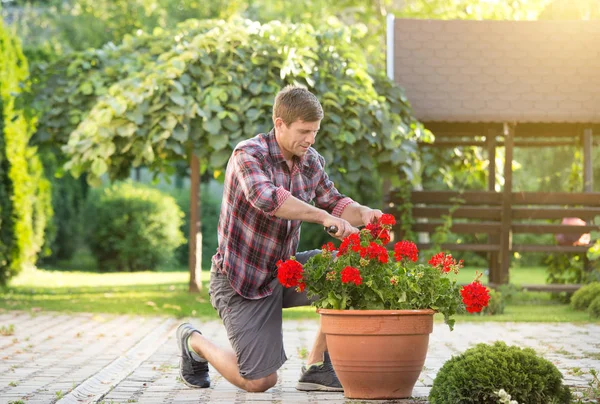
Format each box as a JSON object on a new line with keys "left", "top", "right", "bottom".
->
{"left": 211, "top": 129, "right": 354, "bottom": 299}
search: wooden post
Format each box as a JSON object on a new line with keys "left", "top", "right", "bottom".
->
{"left": 188, "top": 153, "right": 202, "bottom": 293}
{"left": 487, "top": 127, "right": 500, "bottom": 284}
{"left": 498, "top": 123, "right": 514, "bottom": 285}
{"left": 583, "top": 128, "right": 593, "bottom": 192}
{"left": 583, "top": 127, "right": 593, "bottom": 273}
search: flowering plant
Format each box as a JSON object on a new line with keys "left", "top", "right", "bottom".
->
{"left": 277, "top": 214, "right": 490, "bottom": 330}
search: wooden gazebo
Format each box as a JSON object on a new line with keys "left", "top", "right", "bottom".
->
{"left": 385, "top": 17, "right": 600, "bottom": 287}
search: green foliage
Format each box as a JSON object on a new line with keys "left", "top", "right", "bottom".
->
{"left": 544, "top": 252, "right": 586, "bottom": 288}
{"left": 588, "top": 295, "right": 600, "bottom": 319}
{"left": 0, "top": 17, "right": 52, "bottom": 285}
{"left": 297, "top": 222, "right": 332, "bottom": 253}
{"left": 85, "top": 181, "right": 185, "bottom": 271}
{"left": 570, "top": 282, "right": 600, "bottom": 311}
{"left": 429, "top": 341, "right": 572, "bottom": 404}
{"left": 34, "top": 19, "right": 419, "bottom": 205}
{"left": 38, "top": 151, "right": 88, "bottom": 262}
{"left": 478, "top": 289, "right": 505, "bottom": 316}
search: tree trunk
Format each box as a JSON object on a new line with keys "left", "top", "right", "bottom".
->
{"left": 188, "top": 154, "right": 202, "bottom": 293}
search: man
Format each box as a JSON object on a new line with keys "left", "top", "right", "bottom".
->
{"left": 176, "top": 85, "right": 383, "bottom": 392}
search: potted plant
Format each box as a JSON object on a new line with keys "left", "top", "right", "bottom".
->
{"left": 276, "top": 214, "right": 490, "bottom": 399}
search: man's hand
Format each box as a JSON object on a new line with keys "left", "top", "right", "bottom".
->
{"left": 360, "top": 208, "right": 383, "bottom": 227}
{"left": 323, "top": 216, "right": 359, "bottom": 240}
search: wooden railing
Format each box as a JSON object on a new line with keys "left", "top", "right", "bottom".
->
{"left": 386, "top": 190, "right": 600, "bottom": 291}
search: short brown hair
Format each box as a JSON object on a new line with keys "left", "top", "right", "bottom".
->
{"left": 272, "top": 85, "right": 324, "bottom": 126}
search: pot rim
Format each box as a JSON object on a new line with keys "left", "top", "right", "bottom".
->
{"left": 317, "top": 308, "right": 436, "bottom": 316}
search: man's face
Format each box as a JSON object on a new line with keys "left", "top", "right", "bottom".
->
{"left": 275, "top": 118, "right": 320, "bottom": 160}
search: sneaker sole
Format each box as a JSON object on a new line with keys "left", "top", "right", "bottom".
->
{"left": 296, "top": 382, "right": 344, "bottom": 392}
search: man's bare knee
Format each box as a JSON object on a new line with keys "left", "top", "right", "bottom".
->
{"left": 243, "top": 373, "right": 277, "bottom": 392}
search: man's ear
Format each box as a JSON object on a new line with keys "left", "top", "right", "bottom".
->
{"left": 274, "top": 117, "right": 285, "bottom": 131}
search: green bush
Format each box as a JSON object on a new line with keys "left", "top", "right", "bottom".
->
{"left": 429, "top": 341, "right": 571, "bottom": 404}
{"left": 38, "top": 151, "right": 88, "bottom": 262}
{"left": 570, "top": 282, "right": 600, "bottom": 311}
{"left": 478, "top": 289, "right": 504, "bottom": 316}
{"left": 587, "top": 295, "right": 600, "bottom": 319}
{"left": 85, "top": 181, "right": 185, "bottom": 271}
{"left": 1, "top": 18, "right": 52, "bottom": 285}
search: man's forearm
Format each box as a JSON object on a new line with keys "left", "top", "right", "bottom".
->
{"left": 273, "top": 195, "right": 330, "bottom": 225}
{"left": 340, "top": 202, "right": 371, "bottom": 227}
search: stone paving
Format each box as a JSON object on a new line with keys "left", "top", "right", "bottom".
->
{"left": 0, "top": 310, "right": 599, "bottom": 403}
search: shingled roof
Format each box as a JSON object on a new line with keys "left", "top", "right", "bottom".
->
{"left": 392, "top": 19, "right": 600, "bottom": 123}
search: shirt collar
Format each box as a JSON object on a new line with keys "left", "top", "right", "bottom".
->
{"left": 266, "top": 128, "right": 310, "bottom": 167}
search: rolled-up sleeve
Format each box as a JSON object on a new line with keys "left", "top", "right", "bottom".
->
{"left": 232, "top": 150, "right": 291, "bottom": 215}
{"left": 313, "top": 156, "right": 355, "bottom": 217}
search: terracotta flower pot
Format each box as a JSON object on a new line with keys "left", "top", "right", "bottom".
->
{"left": 319, "top": 308, "right": 435, "bottom": 400}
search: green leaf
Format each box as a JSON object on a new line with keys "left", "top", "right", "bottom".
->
{"left": 327, "top": 291, "right": 340, "bottom": 310}
{"left": 91, "top": 159, "right": 108, "bottom": 177}
{"left": 170, "top": 93, "right": 186, "bottom": 106}
{"left": 245, "top": 108, "right": 260, "bottom": 122}
{"left": 172, "top": 126, "right": 188, "bottom": 142}
{"left": 208, "top": 134, "right": 229, "bottom": 151}
{"left": 142, "top": 144, "right": 155, "bottom": 162}
{"left": 116, "top": 123, "right": 137, "bottom": 137}
{"left": 203, "top": 117, "right": 222, "bottom": 135}
{"left": 209, "top": 149, "right": 230, "bottom": 167}
{"left": 160, "top": 115, "right": 178, "bottom": 130}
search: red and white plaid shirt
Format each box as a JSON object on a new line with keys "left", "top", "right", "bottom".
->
{"left": 211, "top": 129, "right": 354, "bottom": 299}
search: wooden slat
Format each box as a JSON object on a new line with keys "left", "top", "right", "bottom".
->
{"left": 512, "top": 244, "right": 592, "bottom": 253}
{"left": 512, "top": 207, "right": 600, "bottom": 220}
{"left": 520, "top": 284, "right": 582, "bottom": 292}
{"left": 413, "top": 222, "right": 501, "bottom": 234}
{"left": 487, "top": 283, "right": 582, "bottom": 292}
{"left": 512, "top": 192, "right": 600, "bottom": 206}
{"left": 417, "top": 243, "right": 501, "bottom": 252}
{"left": 412, "top": 206, "right": 502, "bottom": 220}
{"left": 512, "top": 223, "right": 599, "bottom": 234}
{"left": 409, "top": 191, "right": 503, "bottom": 205}
{"left": 419, "top": 140, "right": 487, "bottom": 147}
{"left": 421, "top": 122, "right": 600, "bottom": 138}
{"left": 511, "top": 140, "right": 578, "bottom": 147}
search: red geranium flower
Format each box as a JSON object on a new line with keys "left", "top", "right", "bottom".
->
{"left": 340, "top": 266, "right": 362, "bottom": 285}
{"left": 321, "top": 242, "right": 336, "bottom": 255}
{"left": 365, "top": 223, "right": 391, "bottom": 245}
{"left": 276, "top": 259, "right": 304, "bottom": 289}
{"left": 428, "top": 252, "right": 463, "bottom": 273}
{"left": 460, "top": 281, "right": 491, "bottom": 313}
{"left": 338, "top": 233, "right": 362, "bottom": 256}
{"left": 379, "top": 213, "right": 396, "bottom": 227}
{"left": 394, "top": 240, "right": 419, "bottom": 262}
{"left": 366, "top": 242, "right": 389, "bottom": 263}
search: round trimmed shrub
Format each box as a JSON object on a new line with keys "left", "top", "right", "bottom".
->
{"left": 86, "top": 181, "right": 185, "bottom": 271}
{"left": 429, "top": 341, "right": 571, "bottom": 404}
{"left": 570, "top": 282, "right": 600, "bottom": 311}
{"left": 588, "top": 295, "right": 600, "bottom": 319}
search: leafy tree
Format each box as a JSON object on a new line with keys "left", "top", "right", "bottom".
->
{"left": 0, "top": 16, "right": 52, "bottom": 285}
{"left": 33, "top": 18, "right": 421, "bottom": 290}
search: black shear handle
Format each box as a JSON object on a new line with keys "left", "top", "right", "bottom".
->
{"left": 324, "top": 225, "right": 338, "bottom": 234}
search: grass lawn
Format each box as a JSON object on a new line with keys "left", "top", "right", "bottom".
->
{"left": 0, "top": 265, "right": 597, "bottom": 323}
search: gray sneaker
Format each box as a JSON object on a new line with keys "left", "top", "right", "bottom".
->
{"left": 296, "top": 352, "right": 343, "bottom": 392}
{"left": 176, "top": 323, "right": 210, "bottom": 388}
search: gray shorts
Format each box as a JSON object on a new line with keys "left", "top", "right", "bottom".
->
{"left": 209, "top": 250, "right": 319, "bottom": 380}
